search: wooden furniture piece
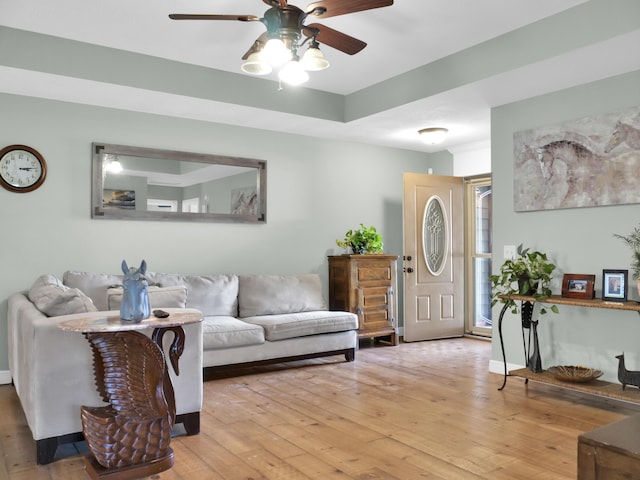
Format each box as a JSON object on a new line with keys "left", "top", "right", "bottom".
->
{"left": 497, "top": 294, "right": 640, "bottom": 402}
{"left": 578, "top": 414, "right": 640, "bottom": 479}
{"left": 59, "top": 309, "right": 202, "bottom": 480}
{"left": 328, "top": 254, "right": 398, "bottom": 345}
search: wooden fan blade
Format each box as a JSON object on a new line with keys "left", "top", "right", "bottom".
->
{"left": 307, "top": 0, "right": 392, "bottom": 19}
{"left": 263, "top": 0, "right": 288, "bottom": 6}
{"left": 168, "top": 14, "right": 260, "bottom": 22}
{"left": 242, "top": 33, "right": 268, "bottom": 60}
{"left": 304, "top": 23, "right": 366, "bottom": 55}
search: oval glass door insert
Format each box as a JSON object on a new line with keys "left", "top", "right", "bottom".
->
{"left": 422, "top": 195, "right": 449, "bottom": 276}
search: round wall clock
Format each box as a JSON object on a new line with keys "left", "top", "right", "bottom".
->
{"left": 0, "top": 144, "right": 47, "bottom": 193}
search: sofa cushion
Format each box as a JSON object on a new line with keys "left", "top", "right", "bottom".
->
{"left": 28, "top": 274, "right": 98, "bottom": 317}
{"left": 146, "top": 273, "right": 238, "bottom": 317}
{"left": 241, "top": 311, "right": 358, "bottom": 341}
{"left": 106, "top": 285, "right": 188, "bottom": 310}
{"left": 238, "top": 274, "right": 326, "bottom": 318}
{"left": 201, "top": 316, "right": 265, "bottom": 349}
{"left": 63, "top": 271, "right": 124, "bottom": 311}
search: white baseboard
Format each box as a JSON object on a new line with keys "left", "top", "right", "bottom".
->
{"left": 489, "top": 359, "right": 524, "bottom": 375}
{"left": 0, "top": 370, "right": 12, "bottom": 385}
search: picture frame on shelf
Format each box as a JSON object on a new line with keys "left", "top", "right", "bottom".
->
{"left": 602, "top": 269, "right": 628, "bottom": 302}
{"left": 561, "top": 274, "right": 595, "bottom": 299}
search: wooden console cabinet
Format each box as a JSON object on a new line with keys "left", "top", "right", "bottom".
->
{"left": 328, "top": 255, "right": 398, "bottom": 345}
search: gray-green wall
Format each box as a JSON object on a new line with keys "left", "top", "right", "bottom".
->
{"left": 0, "top": 93, "right": 452, "bottom": 377}
{"left": 490, "top": 69, "right": 640, "bottom": 383}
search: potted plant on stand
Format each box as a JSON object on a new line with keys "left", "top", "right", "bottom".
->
{"left": 614, "top": 224, "right": 640, "bottom": 298}
{"left": 490, "top": 244, "right": 558, "bottom": 372}
{"left": 490, "top": 244, "right": 558, "bottom": 314}
{"left": 336, "top": 224, "right": 383, "bottom": 254}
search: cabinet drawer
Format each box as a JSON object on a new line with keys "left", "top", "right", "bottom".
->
{"left": 356, "top": 265, "right": 392, "bottom": 284}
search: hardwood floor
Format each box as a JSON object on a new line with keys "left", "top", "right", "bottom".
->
{"left": 2, "top": 337, "right": 639, "bottom": 479}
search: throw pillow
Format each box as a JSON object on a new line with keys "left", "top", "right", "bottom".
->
{"left": 28, "top": 274, "right": 98, "bottom": 317}
{"left": 106, "top": 285, "right": 188, "bottom": 310}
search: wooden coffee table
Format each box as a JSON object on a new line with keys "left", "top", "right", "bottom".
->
{"left": 59, "top": 308, "right": 202, "bottom": 480}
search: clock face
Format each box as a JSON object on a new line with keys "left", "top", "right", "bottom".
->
{"left": 0, "top": 145, "right": 47, "bottom": 192}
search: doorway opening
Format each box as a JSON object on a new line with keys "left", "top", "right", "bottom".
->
{"left": 464, "top": 175, "right": 492, "bottom": 337}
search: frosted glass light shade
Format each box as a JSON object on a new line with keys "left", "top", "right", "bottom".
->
{"left": 301, "top": 45, "right": 329, "bottom": 71}
{"left": 241, "top": 52, "right": 272, "bottom": 75}
{"left": 262, "top": 38, "right": 291, "bottom": 66}
{"left": 419, "top": 128, "right": 448, "bottom": 145}
{"left": 279, "top": 60, "right": 309, "bottom": 85}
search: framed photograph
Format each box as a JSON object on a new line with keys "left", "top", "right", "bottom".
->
{"left": 561, "top": 274, "right": 595, "bottom": 299}
{"left": 602, "top": 269, "right": 628, "bottom": 302}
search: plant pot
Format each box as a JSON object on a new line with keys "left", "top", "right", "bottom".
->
{"left": 518, "top": 274, "right": 538, "bottom": 296}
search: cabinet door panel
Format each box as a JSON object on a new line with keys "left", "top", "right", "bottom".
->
{"left": 360, "top": 287, "right": 391, "bottom": 329}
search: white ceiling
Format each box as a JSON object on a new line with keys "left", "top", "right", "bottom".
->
{"left": 1, "top": 0, "right": 638, "bottom": 153}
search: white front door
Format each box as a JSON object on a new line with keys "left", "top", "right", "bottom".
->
{"left": 403, "top": 173, "right": 464, "bottom": 341}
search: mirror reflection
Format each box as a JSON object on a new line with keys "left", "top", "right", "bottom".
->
{"left": 92, "top": 143, "right": 266, "bottom": 223}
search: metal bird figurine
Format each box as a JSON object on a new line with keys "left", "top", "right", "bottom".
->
{"left": 616, "top": 353, "right": 640, "bottom": 390}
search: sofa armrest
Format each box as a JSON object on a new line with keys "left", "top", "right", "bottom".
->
{"left": 7, "top": 293, "right": 203, "bottom": 441}
{"left": 9, "top": 293, "right": 105, "bottom": 440}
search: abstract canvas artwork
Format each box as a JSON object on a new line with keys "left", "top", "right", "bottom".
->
{"left": 103, "top": 189, "right": 135, "bottom": 210}
{"left": 513, "top": 106, "right": 640, "bottom": 211}
{"left": 230, "top": 187, "right": 258, "bottom": 216}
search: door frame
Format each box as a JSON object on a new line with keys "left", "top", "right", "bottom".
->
{"left": 464, "top": 174, "right": 493, "bottom": 337}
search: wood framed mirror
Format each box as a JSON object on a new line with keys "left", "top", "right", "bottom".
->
{"left": 92, "top": 143, "right": 266, "bottom": 223}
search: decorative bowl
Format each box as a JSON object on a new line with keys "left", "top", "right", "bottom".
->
{"left": 547, "top": 365, "right": 603, "bottom": 383}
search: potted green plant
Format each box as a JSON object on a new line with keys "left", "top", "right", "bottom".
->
{"left": 614, "top": 224, "right": 640, "bottom": 297}
{"left": 490, "top": 244, "right": 559, "bottom": 315}
{"left": 336, "top": 224, "right": 383, "bottom": 254}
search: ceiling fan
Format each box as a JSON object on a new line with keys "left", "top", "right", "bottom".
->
{"left": 169, "top": 0, "right": 394, "bottom": 85}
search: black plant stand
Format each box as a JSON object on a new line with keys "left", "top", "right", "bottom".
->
{"left": 498, "top": 298, "right": 542, "bottom": 390}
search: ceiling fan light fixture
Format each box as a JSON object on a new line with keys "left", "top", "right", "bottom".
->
{"left": 301, "top": 42, "right": 329, "bottom": 71}
{"left": 169, "top": 0, "right": 397, "bottom": 88}
{"left": 419, "top": 127, "right": 449, "bottom": 145}
{"left": 241, "top": 52, "right": 272, "bottom": 75}
{"left": 278, "top": 58, "right": 309, "bottom": 85}
{"left": 262, "top": 38, "right": 292, "bottom": 66}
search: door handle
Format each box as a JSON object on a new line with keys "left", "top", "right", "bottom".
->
{"left": 405, "top": 267, "right": 414, "bottom": 273}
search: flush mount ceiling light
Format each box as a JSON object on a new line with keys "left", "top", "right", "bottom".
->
{"left": 169, "top": 0, "right": 393, "bottom": 87}
{"left": 419, "top": 128, "right": 449, "bottom": 145}
{"left": 104, "top": 155, "right": 123, "bottom": 173}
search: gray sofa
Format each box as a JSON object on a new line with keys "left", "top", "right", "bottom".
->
{"left": 7, "top": 270, "right": 358, "bottom": 464}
